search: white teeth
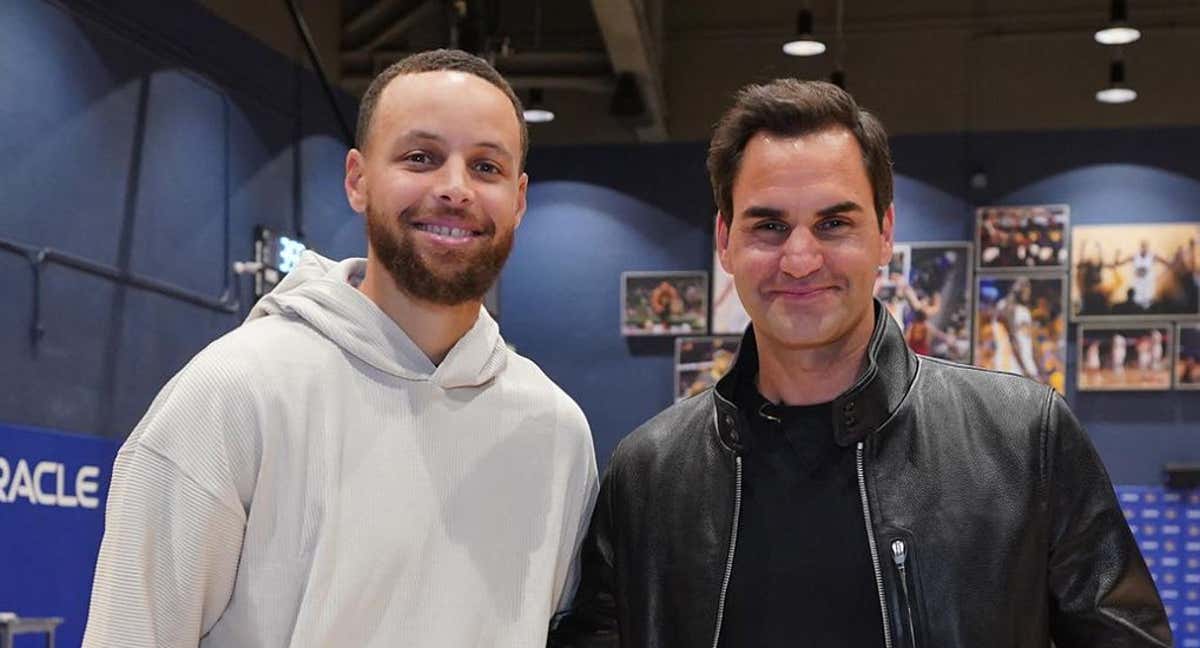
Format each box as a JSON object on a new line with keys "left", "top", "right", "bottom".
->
{"left": 418, "top": 224, "right": 473, "bottom": 239}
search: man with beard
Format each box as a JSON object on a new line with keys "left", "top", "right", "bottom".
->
{"left": 84, "top": 50, "right": 598, "bottom": 648}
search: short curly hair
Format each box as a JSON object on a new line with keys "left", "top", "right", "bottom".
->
{"left": 707, "top": 79, "right": 893, "bottom": 227}
{"left": 355, "top": 49, "right": 528, "bottom": 169}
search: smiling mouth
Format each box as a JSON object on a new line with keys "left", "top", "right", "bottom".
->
{"left": 412, "top": 223, "right": 483, "bottom": 239}
{"left": 772, "top": 286, "right": 838, "bottom": 299}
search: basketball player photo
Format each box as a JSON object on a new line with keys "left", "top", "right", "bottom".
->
{"left": 1078, "top": 324, "right": 1173, "bottom": 391}
{"left": 621, "top": 271, "right": 709, "bottom": 336}
{"left": 976, "top": 204, "right": 1069, "bottom": 271}
{"left": 674, "top": 335, "right": 741, "bottom": 402}
{"left": 1177, "top": 323, "right": 1200, "bottom": 389}
{"left": 711, "top": 249, "right": 750, "bottom": 334}
{"left": 1071, "top": 222, "right": 1200, "bottom": 320}
{"left": 974, "top": 274, "right": 1068, "bottom": 394}
{"left": 873, "top": 242, "right": 973, "bottom": 363}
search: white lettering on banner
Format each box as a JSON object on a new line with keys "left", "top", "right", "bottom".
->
{"left": 33, "top": 461, "right": 56, "bottom": 505}
{"left": 0, "top": 455, "right": 101, "bottom": 509}
{"left": 10, "top": 460, "right": 35, "bottom": 504}
{"left": 57, "top": 466, "right": 78, "bottom": 508}
{"left": 76, "top": 466, "right": 100, "bottom": 508}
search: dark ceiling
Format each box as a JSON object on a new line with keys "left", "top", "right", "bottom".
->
{"left": 309, "top": 0, "right": 1200, "bottom": 144}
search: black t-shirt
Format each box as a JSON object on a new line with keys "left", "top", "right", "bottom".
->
{"left": 717, "top": 371, "right": 886, "bottom": 647}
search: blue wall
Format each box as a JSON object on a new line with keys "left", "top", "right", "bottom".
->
{"left": 509, "top": 130, "right": 1200, "bottom": 484}
{"left": 503, "top": 143, "right": 716, "bottom": 470}
{"left": 0, "top": 0, "right": 364, "bottom": 443}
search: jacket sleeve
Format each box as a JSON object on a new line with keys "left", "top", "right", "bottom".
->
{"left": 82, "top": 355, "right": 256, "bottom": 648}
{"left": 548, "top": 457, "right": 622, "bottom": 648}
{"left": 1045, "top": 391, "right": 1172, "bottom": 647}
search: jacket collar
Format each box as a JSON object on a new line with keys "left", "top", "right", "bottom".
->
{"left": 713, "top": 299, "right": 918, "bottom": 451}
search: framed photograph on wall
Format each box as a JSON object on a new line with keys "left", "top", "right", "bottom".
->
{"left": 712, "top": 249, "right": 750, "bottom": 334}
{"left": 976, "top": 204, "right": 1069, "bottom": 272}
{"left": 973, "top": 274, "right": 1067, "bottom": 394}
{"left": 1077, "top": 323, "right": 1173, "bottom": 391}
{"left": 1177, "top": 323, "right": 1200, "bottom": 390}
{"left": 674, "top": 335, "right": 741, "bottom": 402}
{"left": 1070, "top": 222, "right": 1200, "bottom": 321}
{"left": 878, "top": 244, "right": 911, "bottom": 286}
{"left": 621, "top": 271, "right": 709, "bottom": 336}
{"left": 875, "top": 242, "right": 974, "bottom": 364}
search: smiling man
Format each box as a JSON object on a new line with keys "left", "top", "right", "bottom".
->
{"left": 549, "top": 80, "right": 1169, "bottom": 647}
{"left": 84, "top": 50, "right": 597, "bottom": 648}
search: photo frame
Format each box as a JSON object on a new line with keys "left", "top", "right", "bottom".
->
{"left": 1176, "top": 323, "right": 1200, "bottom": 390}
{"left": 875, "top": 242, "right": 974, "bottom": 364}
{"left": 975, "top": 204, "right": 1069, "bottom": 272}
{"left": 1077, "top": 323, "right": 1173, "bottom": 392}
{"left": 711, "top": 249, "right": 750, "bottom": 335}
{"left": 973, "top": 273, "right": 1067, "bottom": 394}
{"left": 877, "top": 244, "right": 911, "bottom": 286}
{"left": 621, "top": 271, "right": 709, "bottom": 336}
{"left": 674, "top": 335, "right": 741, "bottom": 402}
{"left": 1070, "top": 222, "right": 1200, "bottom": 321}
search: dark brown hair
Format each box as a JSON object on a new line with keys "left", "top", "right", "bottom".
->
{"left": 706, "top": 79, "right": 893, "bottom": 226}
{"left": 355, "top": 49, "right": 529, "bottom": 169}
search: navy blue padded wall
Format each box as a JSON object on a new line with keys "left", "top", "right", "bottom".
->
{"left": 503, "top": 143, "right": 715, "bottom": 467}
{"left": 0, "top": 0, "right": 364, "bottom": 440}
{"left": 509, "top": 130, "right": 1200, "bottom": 482}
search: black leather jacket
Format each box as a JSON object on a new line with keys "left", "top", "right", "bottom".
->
{"left": 550, "top": 303, "right": 1171, "bottom": 648}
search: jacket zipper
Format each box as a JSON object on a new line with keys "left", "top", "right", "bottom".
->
{"left": 710, "top": 455, "right": 743, "bottom": 648}
{"left": 890, "top": 539, "right": 919, "bottom": 648}
{"left": 857, "top": 441, "right": 894, "bottom": 648}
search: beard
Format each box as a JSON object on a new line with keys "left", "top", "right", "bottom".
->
{"left": 365, "top": 203, "right": 514, "bottom": 306}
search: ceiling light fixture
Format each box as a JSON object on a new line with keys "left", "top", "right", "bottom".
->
{"left": 783, "top": 8, "right": 826, "bottom": 56}
{"left": 1095, "top": 0, "right": 1140, "bottom": 45}
{"left": 523, "top": 88, "right": 555, "bottom": 123}
{"left": 1095, "top": 59, "right": 1137, "bottom": 104}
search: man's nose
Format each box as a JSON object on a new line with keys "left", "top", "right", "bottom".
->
{"left": 778, "top": 228, "right": 823, "bottom": 279}
{"left": 435, "top": 160, "right": 474, "bottom": 206}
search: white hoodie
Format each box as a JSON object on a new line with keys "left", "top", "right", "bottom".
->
{"left": 83, "top": 252, "right": 598, "bottom": 648}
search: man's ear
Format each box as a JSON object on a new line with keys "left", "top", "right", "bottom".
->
{"left": 716, "top": 212, "right": 734, "bottom": 274}
{"left": 878, "top": 204, "right": 896, "bottom": 266}
{"left": 513, "top": 172, "right": 529, "bottom": 229}
{"left": 345, "top": 149, "right": 367, "bottom": 213}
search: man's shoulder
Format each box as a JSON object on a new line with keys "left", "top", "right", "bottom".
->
{"left": 915, "top": 356, "right": 1057, "bottom": 423}
{"left": 501, "top": 350, "right": 591, "bottom": 439}
{"left": 610, "top": 391, "right": 714, "bottom": 469}
{"left": 191, "top": 314, "right": 338, "bottom": 383}
{"left": 920, "top": 356, "right": 1050, "bottom": 393}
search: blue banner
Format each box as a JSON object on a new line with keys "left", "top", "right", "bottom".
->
{"left": 0, "top": 423, "right": 117, "bottom": 648}
{"left": 1118, "top": 484, "right": 1200, "bottom": 646}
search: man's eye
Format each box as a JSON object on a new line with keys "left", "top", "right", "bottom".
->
{"left": 819, "top": 218, "right": 849, "bottom": 231}
{"left": 474, "top": 161, "right": 501, "bottom": 175}
{"left": 756, "top": 221, "right": 788, "bottom": 232}
{"left": 404, "top": 152, "right": 433, "bottom": 164}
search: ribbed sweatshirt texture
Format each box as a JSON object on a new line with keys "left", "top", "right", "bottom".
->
{"left": 83, "top": 252, "right": 599, "bottom": 647}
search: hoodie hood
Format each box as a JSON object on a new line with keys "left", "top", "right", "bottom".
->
{"left": 247, "top": 250, "right": 507, "bottom": 388}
